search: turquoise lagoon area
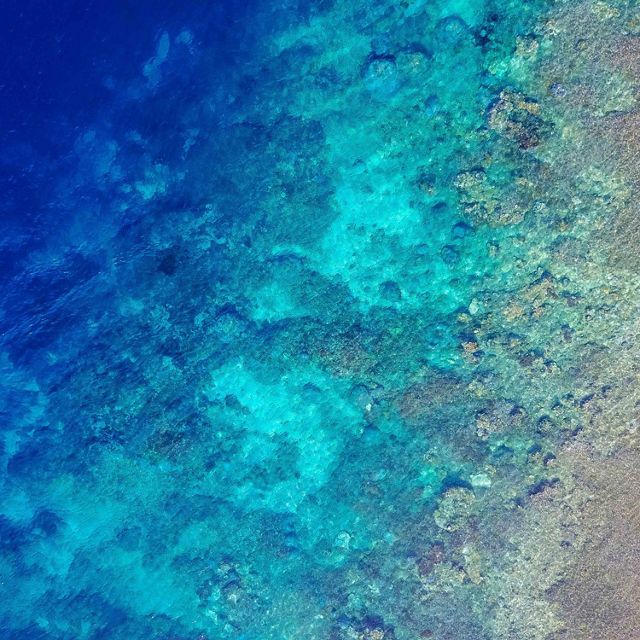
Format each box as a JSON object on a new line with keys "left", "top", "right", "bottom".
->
{"left": 3, "top": 1, "right": 640, "bottom": 639}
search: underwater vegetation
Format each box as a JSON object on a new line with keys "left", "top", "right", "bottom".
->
{"left": 2, "top": 0, "right": 640, "bottom": 638}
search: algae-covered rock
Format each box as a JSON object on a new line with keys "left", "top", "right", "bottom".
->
{"left": 396, "top": 45, "right": 431, "bottom": 77}
{"left": 453, "top": 168, "right": 497, "bottom": 220}
{"left": 475, "top": 401, "right": 527, "bottom": 439}
{"left": 417, "top": 541, "right": 446, "bottom": 577}
{"left": 357, "top": 615, "right": 396, "bottom": 640}
{"left": 434, "top": 487, "right": 476, "bottom": 531}
{"left": 487, "top": 89, "right": 549, "bottom": 149}
{"left": 454, "top": 167, "right": 528, "bottom": 226}
{"left": 334, "top": 614, "right": 396, "bottom": 640}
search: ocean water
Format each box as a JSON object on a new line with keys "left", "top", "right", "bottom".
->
{"left": 2, "top": 0, "right": 636, "bottom": 638}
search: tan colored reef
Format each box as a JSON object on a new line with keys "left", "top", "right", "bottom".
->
{"left": 550, "top": 446, "right": 640, "bottom": 640}
{"left": 493, "top": 1, "right": 640, "bottom": 637}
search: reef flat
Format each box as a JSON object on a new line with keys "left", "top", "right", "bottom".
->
{"left": 1, "top": 1, "right": 640, "bottom": 638}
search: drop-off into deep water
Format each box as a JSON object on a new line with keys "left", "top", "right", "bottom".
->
{"left": 2, "top": 1, "right": 640, "bottom": 639}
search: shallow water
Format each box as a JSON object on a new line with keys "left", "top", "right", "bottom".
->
{"left": 2, "top": 1, "right": 639, "bottom": 639}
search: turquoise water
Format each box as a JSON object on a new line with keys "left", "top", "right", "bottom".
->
{"left": 1, "top": 0, "right": 625, "bottom": 638}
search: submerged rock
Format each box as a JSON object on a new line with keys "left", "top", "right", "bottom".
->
{"left": 362, "top": 54, "right": 399, "bottom": 99}
{"left": 440, "top": 244, "right": 460, "bottom": 265}
{"left": 379, "top": 280, "right": 402, "bottom": 302}
{"left": 434, "top": 487, "right": 476, "bottom": 531}
{"left": 419, "top": 94, "right": 440, "bottom": 117}
{"left": 435, "top": 15, "right": 472, "bottom": 48}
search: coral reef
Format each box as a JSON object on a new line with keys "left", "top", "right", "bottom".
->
{"left": 2, "top": 0, "right": 640, "bottom": 639}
